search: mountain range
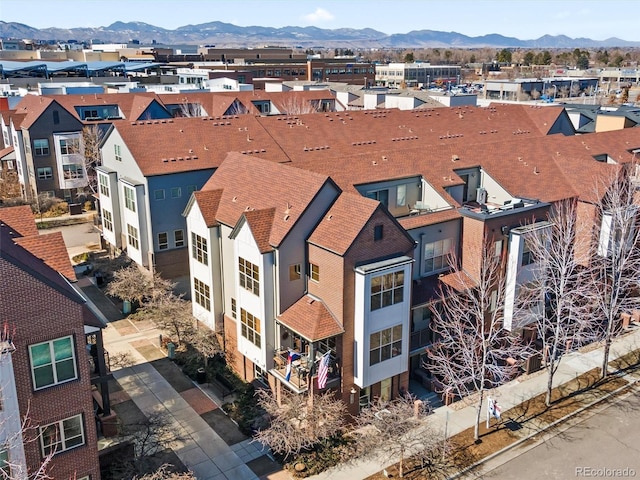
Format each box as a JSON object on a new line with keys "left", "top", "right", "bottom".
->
{"left": 1, "top": 21, "right": 638, "bottom": 48}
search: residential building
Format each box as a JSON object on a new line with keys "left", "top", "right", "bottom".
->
{"left": 0, "top": 206, "right": 111, "bottom": 479}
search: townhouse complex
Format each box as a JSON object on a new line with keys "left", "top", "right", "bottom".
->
{"left": 90, "top": 99, "right": 638, "bottom": 413}
{"left": 0, "top": 206, "right": 111, "bottom": 479}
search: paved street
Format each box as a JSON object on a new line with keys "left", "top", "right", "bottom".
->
{"left": 481, "top": 385, "right": 640, "bottom": 479}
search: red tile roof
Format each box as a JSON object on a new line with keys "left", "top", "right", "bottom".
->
{"left": 202, "top": 152, "right": 333, "bottom": 247}
{"left": 277, "top": 295, "right": 344, "bottom": 341}
{"left": 439, "top": 270, "right": 478, "bottom": 292}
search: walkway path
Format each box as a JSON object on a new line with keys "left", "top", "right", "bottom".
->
{"left": 310, "top": 326, "right": 640, "bottom": 480}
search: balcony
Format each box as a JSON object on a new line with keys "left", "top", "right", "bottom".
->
{"left": 271, "top": 349, "right": 312, "bottom": 392}
{"left": 410, "top": 328, "right": 433, "bottom": 352}
{"left": 271, "top": 348, "right": 341, "bottom": 393}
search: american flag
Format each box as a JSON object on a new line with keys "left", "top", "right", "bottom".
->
{"left": 317, "top": 352, "right": 331, "bottom": 389}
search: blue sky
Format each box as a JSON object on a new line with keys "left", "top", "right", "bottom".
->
{"left": 2, "top": 0, "right": 639, "bottom": 41}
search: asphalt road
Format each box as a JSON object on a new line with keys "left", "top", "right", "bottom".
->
{"left": 39, "top": 220, "right": 101, "bottom": 259}
{"left": 482, "top": 385, "right": 640, "bottom": 479}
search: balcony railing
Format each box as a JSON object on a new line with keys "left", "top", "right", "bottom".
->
{"left": 410, "top": 329, "right": 433, "bottom": 352}
{"left": 271, "top": 349, "right": 341, "bottom": 393}
{"left": 272, "top": 349, "right": 312, "bottom": 392}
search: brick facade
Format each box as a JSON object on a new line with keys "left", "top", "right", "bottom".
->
{"left": 0, "top": 259, "right": 100, "bottom": 480}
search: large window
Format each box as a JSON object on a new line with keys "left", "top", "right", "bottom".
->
{"left": 62, "top": 164, "right": 84, "bottom": 179}
{"left": 396, "top": 184, "right": 407, "bottom": 207}
{"left": 240, "top": 308, "right": 261, "bottom": 347}
{"left": 29, "top": 336, "right": 77, "bottom": 390}
{"left": 423, "top": 238, "right": 453, "bottom": 274}
{"left": 59, "top": 138, "right": 79, "bottom": 155}
{"left": 124, "top": 186, "right": 136, "bottom": 212}
{"left": 98, "top": 174, "right": 110, "bottom": 197}
{"left": 37, "top": 167, "right": 53, "bottom": 180}
{"left": 194, "top": 278, "right": 210, "bottom": 311}
{"left": 191, "top": 232, "right": 208, "bottom": 265}
{"left": 369, "top": 325, "right": 402, "bottom": 366}
{"left": 102, "top": 209, "right": 113, "bottom": 232}
{"left": 370, "top": 271, "right": 404, "bottom": 311}
{"left": 239, "top": 258, "right": 260, "bottom": 295}
{"left": 126, "top": 224, "right": 139, "bottom": 250}
{"left": 40, "top": 415, "right": 85, "bottom": 456}
{"left": 33, "top": 139, "right": 49, "bottom": 156}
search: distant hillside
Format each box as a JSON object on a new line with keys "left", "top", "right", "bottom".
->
{"left": 0, "top": 20, "right": 638, "bottom": 48}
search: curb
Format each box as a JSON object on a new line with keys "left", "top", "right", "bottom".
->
{"left": 448, "top": 374, "right": 640, "bottom": 479}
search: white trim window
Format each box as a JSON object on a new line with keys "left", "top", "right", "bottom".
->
{"left": 124, "top": 186, "right": 136, "bottom": 212}
{"left": 239, "top": 258, "right": 260, "bottom": 295}
{"left": 40, "top": 415, "right": 85, "bottom": 456}
{"left": 194, "top": 278, "right": 211, "bottom": 311}
{"left": 127, "top": 224, "right": 139, "bottom": 250}
{"left": 174, "top": 230, "right": 184, "bottom": 247}
{"left": 369, "top": 325, "right": 402, "bottom": 366}
{"left": 29, "top": 336, "right": 77, "bottom": 390}
{"left": 102, "top": 209, "right": 113, "bottom": 232}
{"left": 37, "top": 167, "right": 53, "bottom": 180}
{"left": 240, "top": 308, "right": 261, "bottom": 347}
{"left": 423, "top": 238, "right": 453, "bottom": 274}
{"left": 191, "top": 232, "right": 208, "bottom": 265}
{"left": 114, "top": 144, "right": 122, "bottom": 162}
{"left": 370, "top": 271, "right": 404, "bottom": 311}
{"left": 33, "top": 138, "right": 49, "bottom": 156}
{"left": 98, "top": 174, "right": 110, "bottom": 197}
{"left": 158, "top": 232, "right": 168, "bottom": 250}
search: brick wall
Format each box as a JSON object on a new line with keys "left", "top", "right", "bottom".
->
{"left": 0, "top": 259, "right": 101, "bottom": 480}
{"left": 154, "top": 247, "right": 189, "bottom": 278}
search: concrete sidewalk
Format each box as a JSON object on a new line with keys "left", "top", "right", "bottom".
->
{"left": 310, "top": 326, "right": 640, "bottom": 480}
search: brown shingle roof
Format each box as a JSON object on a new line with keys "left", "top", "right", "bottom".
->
{"left": 113, "top": 115, "right": 289, "bottom": 177}
{"left": 243, "top": 208, "right": 276, "bottom": 253}
{"left": 14, "top": 232, "right": 77, "bottom": 282}
{"left": 307, "top": 193, "right": 379, "bottom": 255}
{"left": 202, "top": 152, "right": 333, "bottom": 247}
{"left": 439, "top": 270, "right": 478, "bottom": 292}
{"left": 0, "top": 205, "right": 38, "bottom": 237}
{"left": 193, "top": 189, "right": 223, "bottom": 227}
{"left": 277, "top": 295, "right": 344, "bottom": 341}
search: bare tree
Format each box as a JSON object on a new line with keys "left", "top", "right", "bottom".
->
{"left": 516, "top": 199, "right": 597, "bottom": 406}
{"left": 79, "top": 124, "right": 104, "bottom": 196}
{"left": 186, "top": 323, "right": 222, "bottom": 368}
{"left": 132, "top": 291, "right": 195, "bottom": 346}
{"left": 426, "top": 242, "right": 523, "bottom": 440}
{"left": 351, "top": 395, "right": 430, "bottom": 478}
{"left": 253, "top": 389, "right": 347, "bottom": 460}
{"left": 134, "top": 465, "right": 196, "bottom": 480}
{"left": 589, "top": 166, "right": 640, "bottom": 379}
{"left": 278, "top": 96, "right": 321, "bottom": 115}
{"left": 530, "top": 88, "right": 541, "bottom": 101}
{"left": 105, "top": 265, "right": 174, "bottom": 308}
{"left": 110, "top": 412, "right": 184, "bottom": 479}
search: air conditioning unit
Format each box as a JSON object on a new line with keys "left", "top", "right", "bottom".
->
{"left": 476, "top": 187, "right": 487, "bottom": 204}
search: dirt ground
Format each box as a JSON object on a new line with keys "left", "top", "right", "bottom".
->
{"left": 365, "top": 367, "right": 631, "bottom": 480}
